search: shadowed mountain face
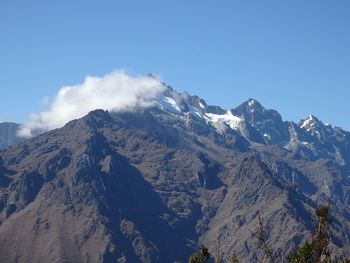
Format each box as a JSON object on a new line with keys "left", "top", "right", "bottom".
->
{"left": 0, "top": 122, "right": 22, "bottom": 150}
{"left": 0, "top": 87, "right": 350, "bottom": 262}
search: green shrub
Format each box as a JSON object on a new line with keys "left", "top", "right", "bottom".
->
{"left": 188, "top": 245, "right": 210, "bottom": 263}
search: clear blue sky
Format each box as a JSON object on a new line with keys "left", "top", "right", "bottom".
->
{"left": 1, "top": 0, "right": 350, "bottom": 129}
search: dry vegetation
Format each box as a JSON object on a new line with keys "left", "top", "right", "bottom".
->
{"left": 188, "top": 206, "right": 350, "bottom": 263}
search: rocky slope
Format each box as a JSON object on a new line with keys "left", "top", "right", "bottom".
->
{"left": 0, "top": 86, "right": 349, "bottom": 262}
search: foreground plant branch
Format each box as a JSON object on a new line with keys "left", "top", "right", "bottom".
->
{"left": 287, "top": 205, "right": 332, "bottom": 263}
{"left": 257, "top": 211, "right": 276, "bottom": 263}
{"left": 188, "top": 206, "right": 350, "bottom": 263}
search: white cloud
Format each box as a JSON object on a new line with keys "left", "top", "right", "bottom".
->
{"left": 18, "top": 70, "right": 165, "bottom": 137}
{"left": 41, "top": 96, "right": 50, "bottom": 105}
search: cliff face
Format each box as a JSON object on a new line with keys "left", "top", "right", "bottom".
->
{"left": 0, "top": 122, "right": 22, "bottom": 150}
{"left": 0, "top": 108, "right": 349, "bottom": 262}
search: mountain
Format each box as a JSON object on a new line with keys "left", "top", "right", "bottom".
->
{"left": 0, "top": 85, "right": 350, "bottom": 262}
{"left": 155, "top": 86, "right": 350, "bottom": 177}
{"left": 0, "top": 122, "right": 23, "bottom": 150}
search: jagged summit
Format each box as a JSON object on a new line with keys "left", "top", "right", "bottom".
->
{"left": 299, "top": 115, "right": 324, "bottom": 130}
{"left": 154, "top": 87, "right": 242, "bottom": 131}
{"left": 148, "top": 86, "right": 350, "bottom": 169}
{"left": 234, "top": 98, "right": 265, "bottom": 113}
{"left": 146, "top": 73, "right": 158, "bottom": 79}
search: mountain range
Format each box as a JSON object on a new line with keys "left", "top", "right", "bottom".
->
{"left": 0, "top": 83, "right": 349, "bottom": 262}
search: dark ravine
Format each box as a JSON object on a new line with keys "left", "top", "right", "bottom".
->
{"left": 0, "top": 86, "right": 350, "bottom": 262}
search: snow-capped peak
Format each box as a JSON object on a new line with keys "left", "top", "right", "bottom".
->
{"left": 299, "top": 115, "right": 323, "bottom": 130}
{"left": 300, "top": 115, "right": 315, "bottom": 129}
{"left": 232, "top": 98, "right": 265, "bottom": 117}
{"left": 248, "top": 98, "right": 257, "bottom": 107}
{"left": 298, "top": 114, "right": 338, "bottom": 143}
{"left": 154, "top": 87, "right": 242, "bottom": 131}
{"left": 153, "top": 85, "right": 347, "bottom": 164}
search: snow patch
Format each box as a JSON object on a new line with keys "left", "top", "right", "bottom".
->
{"left": 263, "top": 133, "right": 271, "bottom": 140}
{"left": 248, "top": 99, "right": 256, "bottom": 106}
{"left": 188, "top": 105, "right": 203, "bottom": 119}
{"left": 205, "top": 111, "right": 241, "bottom": 130}
{"left": 155, "top": 96, "right": 182, "bottom": 113}
{"left": 300, "top": 115, "right": 315, "bottom": 129}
